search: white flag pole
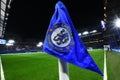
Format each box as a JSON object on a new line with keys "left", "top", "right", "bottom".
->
{"left": 103, "top": 45, "right": 109, "bottom": 80}
{"left": 58, "top": 59, "right": 69, "bottom": 80}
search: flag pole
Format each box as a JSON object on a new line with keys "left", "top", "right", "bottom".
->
{"left": 103, "top": 50, "right": 107, "bottom": 80}
{"left": 103, "top": 45, "right": 108, "bottom": 80}
{"left": 58, "top": 59, "right": 69, "bottom": 80}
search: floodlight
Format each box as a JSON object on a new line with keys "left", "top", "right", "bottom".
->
{"left": 8, "top": 39, "right": 15, "bottom": 44}
{"left": 37, "top": 42, "right": 43, "bottom": 47}
{"left": 78, "top": 33, "right": 81, "bottom": 36}
{"left": 6, "top": 43, "right": 13, "bottom": 46}
{"left": 6, "top": 13, "right": 9, "bottom": 16}
{"left": 92, "top": 30, "right": 97, "bottom": 33}
{"left": 82, "top": 31, "right": 89, "bottom": 35}
{"left": 8, "top": 5, "right": 10, "bottom": 8}
{"left": 5, "top": 17, "right": 8, "bottom": 20}
{"left": 90, "top": 30, "right": 97, "bottom": 33}
{"left": 115, "top": 18, "right": 120, "bottom": 28}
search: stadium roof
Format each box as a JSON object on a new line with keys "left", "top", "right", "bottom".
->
{"left": 0, "top": 0, "right": 12, "bottom": 38}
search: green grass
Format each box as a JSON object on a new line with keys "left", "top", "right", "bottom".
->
{"left": 1, "top": 50, "right": 104, "bottom": 80}
{"left": 1, "top": 53, "right": 59, "bottom": 80}
{"left": 69, "top": 50, "right": 104, "bottom": 80}
{"left": 107, "top": 51, "right": 120, "bottom": 80}
{"left": 0, "top": 56, "right": 1, "bottom": 80}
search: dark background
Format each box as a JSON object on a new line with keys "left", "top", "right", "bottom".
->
{"left": 5, "top": 0, "right": 104, "bottom": 41}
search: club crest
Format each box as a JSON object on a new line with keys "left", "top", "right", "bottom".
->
{"left": 47, "top": 22, "right": 74, "bottom": 53}
{"left": 51, "top": 27, "right": 71, "bottom": 47}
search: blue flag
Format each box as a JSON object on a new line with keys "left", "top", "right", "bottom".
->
{"left": 43, "top": 1, "right": 103, "bottom": 76}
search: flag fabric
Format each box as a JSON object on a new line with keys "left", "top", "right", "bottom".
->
{"left": 43, "top": 1, "right": 103, "bottom": 76}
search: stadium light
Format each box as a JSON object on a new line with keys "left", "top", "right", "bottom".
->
{"left": 37, "top": 42, "right": 43, "bottom": 47}
{"left": 6, "top": 39, "right": 15, "bottom": 46}
{"left": 90, "top": 30, "right": 97, "bottom": 33}
{"left": 114, "top": 18, "right": 120, "bottom": 28}
{"left": 82, "top": 31, "right": 89, "bottom": 35}
{"left": 8, "top": 39, "right": 15, "bottom": 44}
{"left": 92, "top": 30, "right": 97, "bottom": 33}
{"left": 6, "top": 43, "right": 13, "bottom": 46}
{"left": 78, "top": 33, "right": 81, "bottom": 36}
{"left": 5, "top": 17, "right": 8, "bottom": 20}
{"left": 6, "top": 13, "right": 9, "bottom": 16}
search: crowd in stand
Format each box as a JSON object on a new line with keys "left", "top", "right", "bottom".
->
{"left": 0, "top": 44, "right": 42, "bottom": 54}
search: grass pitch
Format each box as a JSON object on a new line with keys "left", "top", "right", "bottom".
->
{"left": 1, "top": 50, "right": 104, "bottom": 80}
{"left": 107, "top": 51, "right": 120, "bottom": 80}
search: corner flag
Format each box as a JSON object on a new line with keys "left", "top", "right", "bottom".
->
{"left": 43, "top": 1, "right": 103, "bottom": 76}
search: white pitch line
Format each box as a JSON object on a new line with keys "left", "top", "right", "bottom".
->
{"left": 0, "top": 57, "right": 5, "bottom": 80}
{"left": 103, "top": 50, "right": 107, "bottom": 80}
